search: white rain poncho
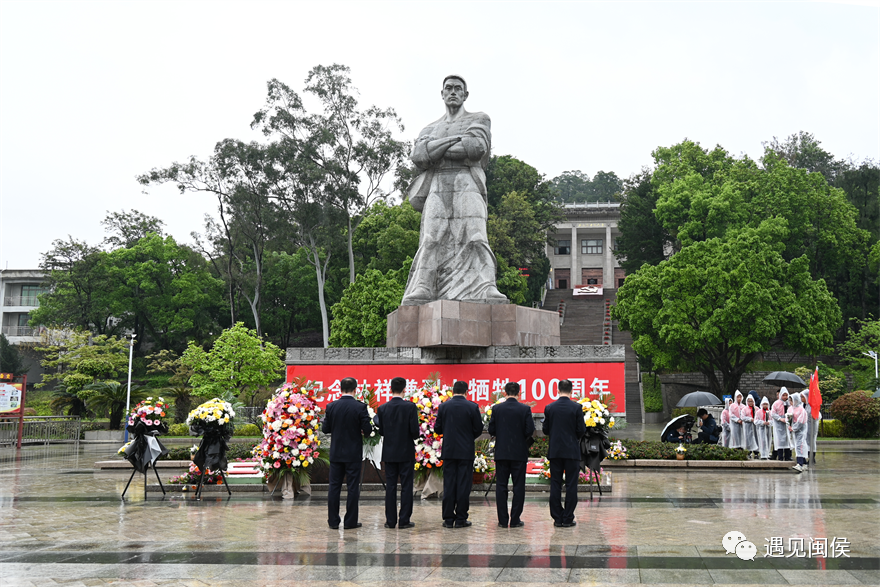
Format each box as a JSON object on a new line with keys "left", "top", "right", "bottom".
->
{"left": 755, "top": 397, "right": 773, "bottom": 459}
{"left": 802, "top": 390, "right": 820, "bottom": 457}
{"left": 729, "top": 390, "right": 744, "bottom": 449}
{"left": 739, "top": 396, "right": 760, "bottom": 452}
{"left": 770, "top": 388, "right": 791, "bottom": 450}
{"left": 720, "top": 398, "right": 732, "bottom": 447}
{"left": 789, "top": 393, "right": 809, "bottom": 459}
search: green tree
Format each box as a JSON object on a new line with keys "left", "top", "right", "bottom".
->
{"left": 837, "top": 318, "right": 880, "bottom": 391}
{"left": 146, "top": 349, "right": 194, "bottom": 423}
{"left": 80, "top": 381, "right": 146, "bottom": 430}
{"left": 102, "top": 234, "right": 224, "bottom": 351}
{"left": 181, "top": 323, "right": 284, "bottom": 407}
{"left": 31, "top": 238, "right": 117, "bottom": 335}
{"left": 260, "top": 249, "right": 324, "bottom": 348}
{"left": 101, "top": 209, "right": 165, "bottom": 249}
{"left": 614, "top": 169, "right": 675, "bottom": 274}
{"left": 612, "top": 221, "right": 842, "bottom": 397}
{"left": 550, "top": 170, "right": 591, "bottom": 203}
{"left": 253, "top": 64, "right": 408, "bottom": 285}
{"left": 0, "top": 334, "right": 28, "bottom": 376}
{"left": 495, "top": 257, "right": 528, "bottom": 306}
{"left": 329, "top": 259, "right": 412, "bottom": 347}
{"left": 353, "top": 200, "right": 421, "bottom": 274}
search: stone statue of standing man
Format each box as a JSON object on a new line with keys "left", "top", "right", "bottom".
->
{"left": 401, "top": 75, "right": 508, "bottom": 306}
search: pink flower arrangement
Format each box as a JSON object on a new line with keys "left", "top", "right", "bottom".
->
{"left": 407, "top": 382, "right": 452, "bottom": 476}
{"left": 253, "top": 380, "right": 326, "bottom": 486}
{"left": 126, "top": 397, "right": 169, "bottom": 432}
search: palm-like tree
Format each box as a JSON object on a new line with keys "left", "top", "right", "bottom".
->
{"left": 81, "top": 381, "right": 147, "bottom": 429}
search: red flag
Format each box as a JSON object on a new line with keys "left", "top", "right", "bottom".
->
{"left": 809, "top": 367, "right": 822, "bottom": 419}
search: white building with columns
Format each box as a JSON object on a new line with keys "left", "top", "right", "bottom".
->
{"left": 546, "top": 202, "right": 625, "bottom": 291}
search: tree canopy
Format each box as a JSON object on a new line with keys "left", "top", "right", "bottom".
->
{"left": 612, "top": 221, "right": 841, "bottom": 396}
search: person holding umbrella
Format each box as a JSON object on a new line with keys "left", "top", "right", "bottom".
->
{"left": 771, "top": 388, "right": 792, "bottom": 461}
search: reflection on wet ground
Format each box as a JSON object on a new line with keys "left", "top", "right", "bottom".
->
{"left": 1, "top": 434, "right": 878, "bottom": 586}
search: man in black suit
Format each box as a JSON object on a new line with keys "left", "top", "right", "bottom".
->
{"left": 434, "top": 380, "right": 483, "bottom": 528}
{"left": 322, "top": 377, "right": 371, "bottom": 529}
{"left": 377, "top": 376, "right": 420, "bottom": 529}
{"left": 488, "top": 381, "right": 534, "bottom": 528}
{"left": 542, "top": 379, "right": 586, "bottom": 527}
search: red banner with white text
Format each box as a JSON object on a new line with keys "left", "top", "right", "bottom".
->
{"left": 286, "top": 362, "right": 625, "bottom": 414}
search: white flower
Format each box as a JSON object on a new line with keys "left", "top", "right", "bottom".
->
{"left": 599, "top": 418, "right": 605, "bottom": 425}
{"left": 307, "top": 457, "right": 313, "bottom": 463}
{"left": 291, "top": 449, "right": 299, "bottom": 456}
{"left": 272, "top": 451, "right": 280, "bottom": 459}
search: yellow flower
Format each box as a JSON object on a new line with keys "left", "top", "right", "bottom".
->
{"left": 586, "top": 418, "right": 596, "bottom": 427}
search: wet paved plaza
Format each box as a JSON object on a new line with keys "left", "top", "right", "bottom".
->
{"left": 1, "top": 438, "right": 878, "bottom": 587}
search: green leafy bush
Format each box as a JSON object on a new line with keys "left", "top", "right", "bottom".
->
{"left": 529, "top": 436, "right": 549, "bottom": 458}
{"left": 818, "top": 419, "right": 844, "bottom": 438}
{"left": 672, "top": 407, "right": 698, "bottom": 419}
{"left": 167, "top": 423, "right": 191, "bottom": 437}
{"left": 162, "top": 441, "right": 259, "bottom": 461}
{"left": 619, "top": 439, "right": 747, "bottom": 461}
{"left": 643, "top": 374, "right": 663, "bottom": 412}
{"left": 829, "top": 392, "right": 880, "bottom": 438}
{"left": 234, "top": 423, "right": 261, "bottom": 437}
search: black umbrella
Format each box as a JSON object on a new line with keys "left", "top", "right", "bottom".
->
{"left": 660, "top": 414, "right": 695, "bottom": 442}
{"left": 762, "top": 371, "right": 806, "bottom": 388}
{"left": 675, "top": 391, "right": 722, "bottom": 407}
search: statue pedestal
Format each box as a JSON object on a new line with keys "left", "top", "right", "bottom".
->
{"left": 386, "top": 300, "right": 560, "bottom": 348}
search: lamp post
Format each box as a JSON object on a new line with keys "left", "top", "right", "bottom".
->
{"left": 864, "top": 350, "right": 879, "bottom": 394}
{"left": 123, "top": 334, "right": 136, "bottom": 442}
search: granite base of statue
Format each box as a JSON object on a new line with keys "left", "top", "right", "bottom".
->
{"left": 121, "top": 422, "right": 169, "bottom": 500}
{"left": 580, "top": 430, "right": 610, "bottom": 497}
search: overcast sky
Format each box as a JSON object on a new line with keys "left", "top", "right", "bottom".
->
{"left": 1, "top": 0, "right": 878, "bottom": 269}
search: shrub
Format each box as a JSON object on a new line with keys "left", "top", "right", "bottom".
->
{"left": 672, "top": 407, "right": 698, "bottom": 419}
{"left": 643, "top": 374, "right": 663, "bottom": 412}
{"left": 167, "top": 423, "right": 191, "bottom": 437}
{"left": 234, "top": 423, "right": 261, "bottom": 437}
{"left": 619, "top": 439, "right": 747, "bottom": 461}
{"left": 818, "top": 419, "right": 845, "bottom": 438}
{"left": 161, "top": 440, "right": 259, "bottom": 461}
{"left": 829, "top": 391, "right": 880, "bottom": 438}
{"left": 529, "top": 436, "right": 549, "bottom": 459}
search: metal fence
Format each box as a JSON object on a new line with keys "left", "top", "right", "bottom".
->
{"left": 0, "top": 416, "right": 82, "bottom": 447}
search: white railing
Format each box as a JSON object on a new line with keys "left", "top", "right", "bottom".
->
{"left": 1, "top": 326, "right": 35, "bottom": 337}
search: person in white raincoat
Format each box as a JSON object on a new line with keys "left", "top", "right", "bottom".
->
{"left": 801, "top": 389, "right": 820, "bottom": 466}
{"left": 770, "top": 388, "right": 792, "bottom": 461}
{"left": 729, "top": 390, "right": 744, "bottom": 449}
{"left": 739, "top": 395, "right": 760, "bottom": 456}
{"left": 755, "top": 397, "right": 773, "bottom": 460}
{"left": 788, "top": 392, "right": 809, "bottom": 472}
{"left": 720, "top": 398, "right": 732, "bottom": 447}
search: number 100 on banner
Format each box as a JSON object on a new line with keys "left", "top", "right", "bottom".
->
{"left": 286, "top": 362, "right": 625, "bottom": 414}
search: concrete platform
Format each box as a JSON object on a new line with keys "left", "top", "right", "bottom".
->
{"left": 387, "top": 300, "right": 561, "bottom": 347}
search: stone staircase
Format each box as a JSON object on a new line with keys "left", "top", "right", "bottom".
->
{"left": 542, "top": 289, "right": 643, "bottom": 424}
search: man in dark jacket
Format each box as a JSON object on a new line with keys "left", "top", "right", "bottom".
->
{"left": 377, "top": 376, "right": 420, "bottom": 529}
{"left": 696, "top": 408, "right": 720, "bottom": 444}
{"left": 322, "top": 377, "right": 371, "bottom": 529}
{"left": 542, "top": 379, "right": 587, "bottom": 527}
{"left": 434, "top": 380, "right": 483, "bottom": 528}
{"left": 488, "top": 381, "right": 534, "bottom": 528}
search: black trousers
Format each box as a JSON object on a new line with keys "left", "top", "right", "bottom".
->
{"left": 384, "top": 460, "right": 415, "bottom": 526}
{"left": 441, "top": 458, "right": 473, "bottom": 524}
{"left": 495, "top": 459, "right": 526, "bottom": 525}
{"left": 696, "top": 431, "right": 718, "bottom": 444}
{"left": 328, "top": 460, "right": 362, "bottom": 528}
{"left": 549, "top": 458, "right": 580, "bottom": 524}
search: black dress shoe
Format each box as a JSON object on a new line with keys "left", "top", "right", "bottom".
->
{"left": 454, "top": 520, "right": 472, "bottom": 528}
{"left": 329, "top": 524, "right": 339, "bottom": 529}
{"left": 510, "top": 521, "right": 525, "bottom": 528}
{"left": 553, "top": 521, "right": 565, "bottom": 527}
{"left": 384, "top": 523, "right": 395, "bottom": 529}
{"left": 563, "top": 521, "right": 577, "bottom": 527}
{"left": 498, "top": 522, "right": 508, "bottom": 528}
{"left": 399, "top": 522, "right": 415, "bottom": 529}
{"left": 343, "top": 523, "right": 362, "bottom": 529}
{"left": 442, "top": 521, "right": 455, "bottom": 528}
